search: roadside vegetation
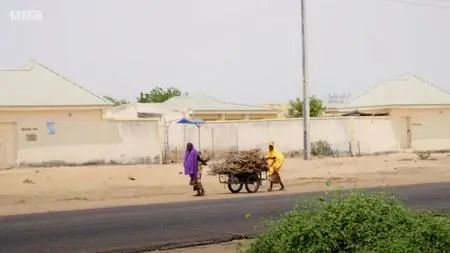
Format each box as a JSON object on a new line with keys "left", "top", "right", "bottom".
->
{"left": 310, "top": 140, "right": 334, "bottom": 157}
{"left": 242, "top": 190, "right": 450, "bottom": 253}
{"left": 415, "top": 150, "right": 432, "bottom": 160}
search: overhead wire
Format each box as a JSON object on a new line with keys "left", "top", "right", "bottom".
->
{"left": 385, "top": 0, "right": 450, "bottom": 10}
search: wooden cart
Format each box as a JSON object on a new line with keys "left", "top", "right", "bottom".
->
{"left": 218, "top": 171, "right": 267, "bottom": 193}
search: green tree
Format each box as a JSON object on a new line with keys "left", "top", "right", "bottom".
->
{"left": 103, "top": 96, "right": 129, "bottom": 106}
{"left": 137, "top": 87, "right": 184, "bottom": 103}
{"left": 287, "top": 96, "right": 326, "bottom": 118}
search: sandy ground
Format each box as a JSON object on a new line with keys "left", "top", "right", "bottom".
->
{"left": 153, "top": 240, "right": 252, "bottom": 253}
{"left": 1, "top": 152, "right": 450, "bottom": 216}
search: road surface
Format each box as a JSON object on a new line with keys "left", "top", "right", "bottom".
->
{"left": 1, "top": 182, "right": 450, "bottom": 253}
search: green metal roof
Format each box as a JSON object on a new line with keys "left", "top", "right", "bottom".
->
{"left": 339, "top": 74, "right": 450, "bottom": 109}
{"left": 0, "top": 61, "right": 111, "bottom": 107}
{"left": 162, "top": 93, "right": 275, "bottom": 112}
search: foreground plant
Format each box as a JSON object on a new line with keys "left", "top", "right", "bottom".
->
{"left": 244, "top": 191, "right": 450, "bottom": 253}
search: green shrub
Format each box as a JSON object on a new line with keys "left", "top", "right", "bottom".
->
{"left": 310, "top": 140, "right": 334, "bottom": 157}
{"left": 415, "top": 151, "right": 431, "bottom": 160}
{"left": 244, "top": 191, "right": 450, "bottom": 253}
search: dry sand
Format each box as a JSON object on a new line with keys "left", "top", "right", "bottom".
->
{"left": 152, "top": 240, "right": 252, "bottom": 253}
{"left": 1, "top": 152, "right": 450, "bottom": 216}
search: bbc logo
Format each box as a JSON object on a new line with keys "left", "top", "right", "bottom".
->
{"left": 9, "top": 10, "right": 42, "bottom": 21}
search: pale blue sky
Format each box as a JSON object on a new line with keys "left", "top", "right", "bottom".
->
{"left": 1, "top": 0, "right": 450, "bottom": 105}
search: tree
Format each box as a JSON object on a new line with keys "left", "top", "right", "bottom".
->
{"left": 137, "top": 87, "right": 184, "bottom": 103}
{"left": 287, "top": 96, "right": 326, "bottom": 118}
{"left": 103, "top": 96, "right": 129, "bottom": 106}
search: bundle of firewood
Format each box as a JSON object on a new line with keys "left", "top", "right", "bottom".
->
{"left": 208, "top": 149, "right": 268, "bottom": 175}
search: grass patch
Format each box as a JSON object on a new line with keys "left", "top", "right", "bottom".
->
{"left": 242, "top": 191, "right": 450, "bottom": 253}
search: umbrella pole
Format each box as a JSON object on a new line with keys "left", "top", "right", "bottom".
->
{"left": 198, "top": 126, "right": 201, "bottom": 150}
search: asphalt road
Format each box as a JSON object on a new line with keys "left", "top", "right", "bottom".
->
{"left": 1, "top": 182, "right": 450, "bottom": 253}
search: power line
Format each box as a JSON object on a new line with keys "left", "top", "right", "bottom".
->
{"left": 429, "top": 0, "right": 450, "bottom": 3}
{"left": 386, "top": 0, "right": 450, "bottom": 10}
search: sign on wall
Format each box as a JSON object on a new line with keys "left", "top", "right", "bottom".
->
{"left": 9, "top": 9, "right": 43, "bottom": 21}
{"left": 47, "top": 122, "right": 56, "bottom": 135}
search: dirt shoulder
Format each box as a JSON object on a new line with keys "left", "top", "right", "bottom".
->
{"left": 0, "top": 152, "right": 449, "bottom": 216}
{"left": 151, "top": 240, "right": 252, "bottom": 253}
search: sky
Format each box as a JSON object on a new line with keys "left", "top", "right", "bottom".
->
{"left": 1, "top": 0, "right": 450, "bottom": 105}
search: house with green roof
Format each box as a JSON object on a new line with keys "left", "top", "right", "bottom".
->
{"left": 106, "top": 94, "right": 279, "bottom": 121}
{"left": 161, "top": 94, "right": 279, "bottom": 121}
{"left": 0, "top": 61, "right": 117, "bottom": 168}
{"left": 337, "top": 74, "right": 450, "bottom": 150}
{"left": 104, "top": 94, "right": 280, "bottom": 164}
{"left": 0, "top": 61, "right": 112, "bottom": 108}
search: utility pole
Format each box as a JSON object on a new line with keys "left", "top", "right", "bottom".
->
{"left": 301, "top": 0, "right": 310, "bottom": 160}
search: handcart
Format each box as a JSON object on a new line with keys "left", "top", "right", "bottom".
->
{"left": 218, "top": 170, "right": 267, "bottom": 193}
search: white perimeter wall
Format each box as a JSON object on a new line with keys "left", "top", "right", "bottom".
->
{"left": 0, "top": 110, "right": 162, "bottom": 167}
{"left": 166, "top": 117, "right": 400, "bottom": 157}
{"left": 18, "top": 119, "right": 162, "bottom": 166}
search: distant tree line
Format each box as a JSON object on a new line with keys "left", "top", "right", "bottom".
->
{"left": 287, "top": 96, "right": 326, "bottom": 117}
{"left": 103, "top": 86, "right": 184, "bottom": 106}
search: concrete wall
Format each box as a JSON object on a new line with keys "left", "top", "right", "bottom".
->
{"left": 391, "top": 108, "right": 450, "bottom": 151}
{"left": 165, "top": 116, "right": 400, "bottom": 160}
{"left": 5, "top": 107, "right": 447, "bottom": 168}
{"left": 0, "top": 109, "right": 161, "bottom": 167}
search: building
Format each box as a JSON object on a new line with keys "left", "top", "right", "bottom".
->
{"left": 103, "top": 102, "right": 184, "bottom": 122}
{"left": 108, "top": 94, "right": 280, "bottom": 122}
{"left": 0, "top": 61, "right": 161, "bottom": 168}
{"left": 325, "top": 93, "right": 353, "bottom": 116}
{"left": 162, "top": 94, "right": 280, "bottom": 121}
{"left": 337, "top": 74, "right": 450, "bottom": 150}
{"left": 260, "top": 103, "right": 289, "bottom": 119}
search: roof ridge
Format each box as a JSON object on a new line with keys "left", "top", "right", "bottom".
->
{"left": 0, "top": 61, "right": 33, "bottom": 71}
{"left": 408, "top": 74, "right": 450, "bottom": 96}
{"left": 194, "top": 94, "right": 273, "bottom": 110}
{"left": 346, "top": 75, "right": 392, "bottom": 104}
{"left": 347, "top": 73, "right": 450, "bottom": 105}
{"left": 164, "top": 93, "right": 276, "bottom": 111}
{"left": 343, "top": 73, "right": 450, "bottom": 108}
{"left": 220, "top": 100, "right": 272, "bottom": 110}
{"left": 189, "top": 93, "right": 217, "bottom": 100}
{"left": 30, "top": 60, "right": 111, "bottom": 104}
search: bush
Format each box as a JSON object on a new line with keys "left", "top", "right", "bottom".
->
{"left": 244, "top": 191, "right": 450, "bottom": 253}
{"left": 415, "top": 151, "right": 431, "bottom": 160}
{"left": 310, "top": 140, "right": 334, "bottom": 157}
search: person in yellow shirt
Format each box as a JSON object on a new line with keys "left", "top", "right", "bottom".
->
{"left": 265, "top": 142, "right": 285, "bottom": 192}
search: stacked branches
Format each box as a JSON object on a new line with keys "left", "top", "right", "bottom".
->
{"left": 209, "top": 149, "right": 268, "bottom": 175}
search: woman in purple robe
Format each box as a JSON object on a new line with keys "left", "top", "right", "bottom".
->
{"left": 184, "top": 142, "right": 207, "bottom": 196}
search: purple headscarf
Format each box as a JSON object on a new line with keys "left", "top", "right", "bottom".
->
{"left": 184, "top": 143, "right": 198, "bottom": 177}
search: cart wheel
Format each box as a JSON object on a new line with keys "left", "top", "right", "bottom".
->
{"left": 245, "top": 174, "right": 260, "bottom": 193}
{"left": 228, "top": 183, "right": 243, "bottom": 193}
